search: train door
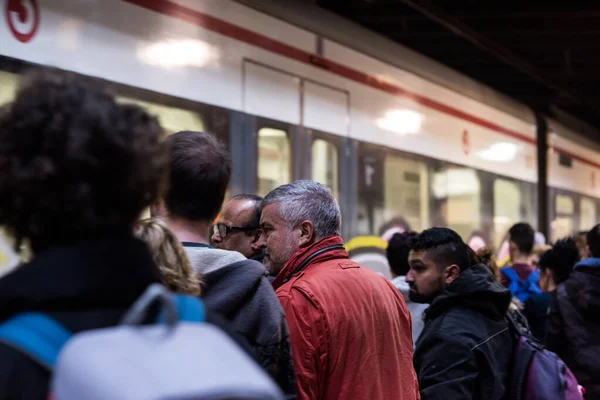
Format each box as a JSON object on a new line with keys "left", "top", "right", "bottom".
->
{"left": 302, "top": 80, "right": 348, "bottom": 195}
{"left": 243, "top": 61, "right": 299, "bottom": 195}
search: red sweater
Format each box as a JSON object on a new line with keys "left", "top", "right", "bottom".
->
{"left": 273, "top": 236, "right": 420, "bottom": 400}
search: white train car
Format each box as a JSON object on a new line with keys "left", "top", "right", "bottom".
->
{"left": 1, "top": 0, "right": 599, "bottom": 276}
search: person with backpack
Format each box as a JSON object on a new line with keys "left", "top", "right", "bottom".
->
{"left": 500, "top": 222, "right": 541, "bottom": 303}
{"left": 407, "top": 227, "right": 513, "bottom": 399}
{"left": 0, "top": 69, "right": 169, "bottom": 398}
{"left": 546, "top": 224, "right": 600, "bottom": 399}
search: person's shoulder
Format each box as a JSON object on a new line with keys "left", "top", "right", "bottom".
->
{"left": 427, "top": 307, "right": 494, "bottom": 345}
{"left": 0, "top": 343, "right": 49, "bottom": 399}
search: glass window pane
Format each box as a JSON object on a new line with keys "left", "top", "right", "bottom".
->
{"left": 258, "top": 127, "right": 290, "bottom": 196}
{"left": 493, "top": 179, "right": 521, "bottom": 250}
{"left": 432, "top": 167, "right": 481, "bottom": 240}
{"left": 383, "top": 155, "right": 429, "bottom": 234}
{"left": 580, "top": 197, "right": 597, "bottom": 231}
{"left": 117, "top": 96, "right": 206, "bottom": 134}
{"left": 552, "top": 194, "right": 575, "bottom": 241}
{"left": 312, "top": 139, "right": 339, "bottom": 198}
{"left": 0, "top": 71, "right": 18, "bottom": 106}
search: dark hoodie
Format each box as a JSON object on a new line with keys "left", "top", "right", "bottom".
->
{"left": 414, "top": 264, "right": 513, "bottom": 400}
{"left": 546, "top": 257, "right": 600, "bottom": 399}
{"left": 184, "top": 245, "right": 296, "bottom": 399}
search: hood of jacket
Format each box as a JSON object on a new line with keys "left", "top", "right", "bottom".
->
{"left": 184, "top": 246, "right": 269, "bottom": 318}
{"left": 0, "top": 234, "right": 162, "bottom": 326}
{"left": 425, "top": 263, "right": 512, "bottom": 322}
{"left": 565, "top": 257, "right": 600, "bottom": 317}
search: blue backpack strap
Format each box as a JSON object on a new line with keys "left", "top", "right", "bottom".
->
{"left": 174, "top": 295, "right": 204, "bottom": 323}
{"left": 0, "top": 313, "right": 71, "bottom": 370}
{"left": 502, "top": 267, "right": 519, "bottom": 283}
{"left": 157, "top": 294, "right": 205, "bottom": 324}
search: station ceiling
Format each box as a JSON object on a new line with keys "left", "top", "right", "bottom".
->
{"left": 317, "top": 0, "right": 600, "bottom": 131}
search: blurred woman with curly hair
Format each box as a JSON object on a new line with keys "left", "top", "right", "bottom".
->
{"left": 134, "top": 218, "right": 201, "bottom": 296}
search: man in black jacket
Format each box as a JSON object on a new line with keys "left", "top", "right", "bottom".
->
{"left": 546, "top": 224, "right": 600, "bottom": 398}
{"left": 407, "top": 228, "right": 513, "bottom": 400}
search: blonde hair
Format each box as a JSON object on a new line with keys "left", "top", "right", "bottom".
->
{"left": 476, "top": 247, "right": 499, "bottom": 281}
{"left": 134, "top": 218, "right": 201, "bottom": 296}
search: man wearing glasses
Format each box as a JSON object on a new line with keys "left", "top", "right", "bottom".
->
{"left": 212, "top": 194, "right": 264, "bottom": 263}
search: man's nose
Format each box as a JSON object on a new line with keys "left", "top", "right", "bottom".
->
{"left": 256, "top": 232, "right": 267, "bottom": 249}
{"left": 211, "top": 230, "right": 221, "bottom": 243}
{"left": 405, "top": 269, "right": 415, "bottom": 283}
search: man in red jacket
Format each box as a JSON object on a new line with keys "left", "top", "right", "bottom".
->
{"left": 258, "top": 180, "right": 420, "bottom": 400}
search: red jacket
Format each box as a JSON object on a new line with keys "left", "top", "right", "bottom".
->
{"left": 273, "top": 236, "right": 420, "bottom": 400}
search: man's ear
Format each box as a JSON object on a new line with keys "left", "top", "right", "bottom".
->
{"left": 444, "top": 264, "right": 461, "bottom": 285}
{"left": 298, "top": 220, "right": 315, "bottom": 248}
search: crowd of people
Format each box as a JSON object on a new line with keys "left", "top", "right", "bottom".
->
{"left": 0, "top": 69, "right": 597, "bottom": 399}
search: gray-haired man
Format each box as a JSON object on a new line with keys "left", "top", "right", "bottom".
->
{"left": 257, "top": 180, "right": 419, "bottom": 400}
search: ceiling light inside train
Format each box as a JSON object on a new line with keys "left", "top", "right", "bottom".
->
{"left": 376, "top": 109, "right": 422, "bottom": 135}
{"left": 476, "top": 142, "right": 518, "bottom": 162}
{"left": 138, "top": 39, "right": 218, "bottom": 68}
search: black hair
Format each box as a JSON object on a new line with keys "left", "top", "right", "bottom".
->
{"left": 387, "top": 231, "right": 418, "bottom": 276}
{"left": 378, "top": 216, "right": 412, "bottom": 236}
{"left": 411, "top": 227, "right": 472, "bottom": 271}
{"left": 587, "top": 224, "right": 600, "bottom": 258}
{"left": 0, "top": 68, "right": 167, "bottom": 253}
{"left": 164, "top": 131, "right": 231, "bottom": 222}
{"left": 231, "top": 193, "right": 263, "bottom": 229}
{"left": 509, "top": 222, "right": 535, "bottom": 255}
{"left": 539, "top": 237, "right": 579, "bottom": 284}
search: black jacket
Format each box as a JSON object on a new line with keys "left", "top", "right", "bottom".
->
{"left": 523, "top": 291, "right": 552, "bottom": 342}
{"left": 414, "top": 264, "right": 513, "bottom": 400}
{"left": 0, "top": 235, "right": 254, "bottom": 400}
{"left": 546, "top": 258, "right": 600, "bottom": 399}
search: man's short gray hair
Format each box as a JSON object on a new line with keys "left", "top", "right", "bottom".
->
{"left": 261, "top": 180, "right": 341, "bottom": 238}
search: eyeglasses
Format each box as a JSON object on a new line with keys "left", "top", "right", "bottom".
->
{"left": 213, "top": 223, "right": 258, "bottom": 238}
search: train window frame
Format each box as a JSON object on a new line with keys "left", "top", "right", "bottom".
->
{"left": 356, "top": 140, "right": 434, "bottom": 237}
{"left": 256, "top": 117, "right": 293, "bottom": 197}
{"left": 551, "top": 188, "right": 577, "bottom": 241}
{"left": 308, "top": 129, "right": 342, "bottom": 198}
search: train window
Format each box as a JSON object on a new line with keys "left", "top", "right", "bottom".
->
{"left": 552, "top": 194, "right": 575, "bottom": 241}
{"left": 257, "top": 127, "right": 290, "bottom": 196}
{"left": 493, "top": 179, "right": 521, "bottom": 249}
{"left": 312, "top": 139, "right": 339, "bottom": 198}
{"left": 383, "top": 155, "right": 429, "bottom": 234}
{"left": 432, "top": 167, "right": 481, "bottom": 240}
{"left": 580, "top": 197, "right": 597, "bottom": 231}
{"left": 356, "top": 144, "right": 385, "bottom": 236}
{"left": 0, "top": 70, "right": 19, "bottom": 106}
{"left": 117, "top": 96, "right": 206, "bottom": 134}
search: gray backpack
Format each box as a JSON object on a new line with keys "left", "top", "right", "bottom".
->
{"left": 0, "top": 284, "right": 284, "bottom": 400}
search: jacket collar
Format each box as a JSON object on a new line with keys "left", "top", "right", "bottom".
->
{"left": 575, "top": 257, "right": 600, "bottom": 270}
{"left": 272, "top": 236, "right": 347, "bottom": 290}
{"left": 0, "top": 234, "right": 162, "bottom": 321}
{"left": 425, "top": 264, "right": 511, "bottom": 322}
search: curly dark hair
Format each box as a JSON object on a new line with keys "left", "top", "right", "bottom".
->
{"left": 0, "top": 68, "right": 168, "bottom": 252}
